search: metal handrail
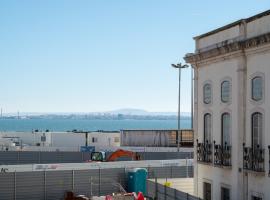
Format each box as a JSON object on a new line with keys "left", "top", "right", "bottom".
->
{"left": 243, "top": 144, "right": 265, "bottom": 172}
{"left": 214, "top": 142, "right": 231, "bottom": 167}
{"left": 196, "top": 140, "right": 212, "bottom": 163}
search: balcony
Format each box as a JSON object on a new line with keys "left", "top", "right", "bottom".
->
{"left": 268, "top": 146, "right": 270, "bottom": 175}
{"left": 243, "top": 144, "right": 265, "bottom": 173}
{"left": 196, "top": 140, "right": 212, "bottom": 164}
{"left": 213, "top": 141, "right": 232, "bottom": 167}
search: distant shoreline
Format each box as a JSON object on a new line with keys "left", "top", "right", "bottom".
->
{"left": 0, "top": 118, "right": 191, "bottom": 132}
{"left": 0, "top": 114, "right": 191, "bottom": 121}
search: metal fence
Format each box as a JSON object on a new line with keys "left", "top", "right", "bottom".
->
{"left": 0, "top": 166, "right": 193, "bottom": 200}
{"left": 147, "top": 178, "right": 201, "bottom": 200}
{"left": 121, "top": 130, "right": 193, "bottom": 147}
{"left": 0, "top": 151, "right": 92, "bottom": 165}
{"left": 0, "top": 151, "right": 193, "bottom": 165}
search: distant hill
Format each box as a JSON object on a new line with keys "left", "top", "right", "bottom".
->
{"left": 106, "top": 108, "right": 190, "bottom": 116}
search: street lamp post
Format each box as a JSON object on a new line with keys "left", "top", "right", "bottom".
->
{"left": 171, "top": 63, "right": 189, "bottom": 152}
{"left": 191, "top": 66, "right": 194, "bottom": 130}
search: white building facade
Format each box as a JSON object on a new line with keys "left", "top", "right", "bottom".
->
{"left": 185, "top": 10, "right": 270, "bottom": 200}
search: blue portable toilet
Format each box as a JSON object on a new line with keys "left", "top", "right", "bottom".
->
{"left": 127, "top": 168, "right": 148, "bottom": 195}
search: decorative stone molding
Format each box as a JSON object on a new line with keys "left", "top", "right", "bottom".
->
{"left": 184, "top": 32, "right": 270, "bottom": 65}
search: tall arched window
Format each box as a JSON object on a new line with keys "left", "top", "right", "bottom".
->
{"left": 252, "top": 76, "right": 263, "bottom": 101}
{"left": 204, "top": 113, "right": 212, "bottom": 143}
{"left": 221, "top": 80, "right": 230, "bottom": 103}
{"left": 221, "top": 113, "right": 231, "bottom": 146}
{"left": 252, "top": 112, "right": 263, "bottom": 149}
{"left": 203, "top": 83, "right": 212, "bottom": 104}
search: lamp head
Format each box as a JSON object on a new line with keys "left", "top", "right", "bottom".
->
{"left": 171, "top": 64, "right": 178, "bottom": 68}
{"left": 171, "top": 63, "right": 189, "bottom": 69}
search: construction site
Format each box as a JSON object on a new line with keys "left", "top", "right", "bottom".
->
{"left": 0, "top": 129, "right": 199, "bottom": 200}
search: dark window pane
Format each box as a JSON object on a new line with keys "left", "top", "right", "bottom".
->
{"left": 252, "top": 113, "right": 263, "bottom": 149}
{"left": 222, "top": 113, "right": 231, "bottom": 146}
{"left": 221, "top": 81, "right": 230, "bottom": 102}
{"left": 204, "top": 83, "right": 212, "bottom": 104}
{"left": 252, "top": 196, "right": 262, "bottom": 200}
{"left": 252, "top": 77, "right": 263, "bottom": 101}
{"left": 204, "top": 182, "right": 211, "bottom": 200}
{"left": 221, "top": 187, "right": 230, "bottom": 200}
{"left": 204, "top": 114, "right": 211, "bottom": 143}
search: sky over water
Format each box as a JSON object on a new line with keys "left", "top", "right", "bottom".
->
{"left": 0, "top": 1, "right": 269, "bottom": 113}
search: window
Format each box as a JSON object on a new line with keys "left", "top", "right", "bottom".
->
{"left": 222, "top": 113, "right": 231, "bottom": 146}
{"left": 221, "top": 187, "right": 230, "bottom": 200}
{"left": 92, "top": 137, "right": 98, "bottom": 143}
{"left": 252, "top": 112, "right": 263, "bottom": 149}
{"left": 221, "top": 81, "right": 230, "bottom": 103}
{"left": 114, "top": 137, "right": 120, "bottom": 143}
{"left": 252, "top": 76, "right": 263, "bottom": 101}
{"left": 252, "top": 196, "right": 262, "bottom": 200}
{"left": 203, "top": 182, "right": 212, "bottom": 200}
{"left": 204, "top": 114, "right": 212, "bottom": 143}
{"left": 203, "top": 83, "right": 212, "bottom": 104}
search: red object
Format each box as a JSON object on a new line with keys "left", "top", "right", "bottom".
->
{"left": 105, "top": 195, "right": 113, "bottom": 200}
{"left": 107, "top": 149, "right": 141, "bottom": 161}
{"left": 137, "top": 192, "right": 144, "bottom": 200}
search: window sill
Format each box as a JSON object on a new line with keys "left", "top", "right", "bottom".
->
{"left": 197, "top": 161, "right": 213, "bottom": 166}
{"left": 214, "top": 164, "right": 232, "bottom": 170}
{"left": 243, "top": 169, "right": 265, "bottom": 176}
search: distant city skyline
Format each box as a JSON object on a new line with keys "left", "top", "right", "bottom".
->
{"left": 0, "top": 108, "right": 191, "bottom": 116}
{"left": 0, "top": 1, "right": 269, "bottom": 113}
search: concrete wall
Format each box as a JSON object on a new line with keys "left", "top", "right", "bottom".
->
{"left": 196, "top": 14, "right": 270, "bottom": 51}
{"left": 247, "top": 14, "right": 270, "bottom": 38}
{"left": 197, "top": 25, "right": 240, "bottom": 50}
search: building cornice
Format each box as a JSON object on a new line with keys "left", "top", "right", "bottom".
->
{"left": 194, "top": 10, "right": 270, "bottom": 40}
{"left": 184, "top": 32, "right": 270, "bottom": 66}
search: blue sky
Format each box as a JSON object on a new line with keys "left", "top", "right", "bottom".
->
{"left": 0, "top": 0, "right": 269, "bottom": 113}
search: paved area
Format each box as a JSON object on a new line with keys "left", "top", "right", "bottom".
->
{"left": 149, "top": 178, "right": 194, "bottom": 195}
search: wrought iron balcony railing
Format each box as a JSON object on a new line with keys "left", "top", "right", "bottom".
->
{"left": 268, "top": 146, "right": 270, "bottom": 175}
{"left": 196, "top": 140, "right": 212, "bottom": 164}
{"left": 243, "top": 144, "right": 265, "bottom": 172}
{"left": 214, "top": 141, "right": 232, "bottom": 167}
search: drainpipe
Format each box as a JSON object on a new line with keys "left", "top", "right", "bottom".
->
{"left": 239, "top": 19, "right": 248, "bottom": 200}
{"left": 193, "top": 64, "right": 199, "bottom": 196}
{"left": 191, "top": 66, "right": 194, "bottom": 130}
